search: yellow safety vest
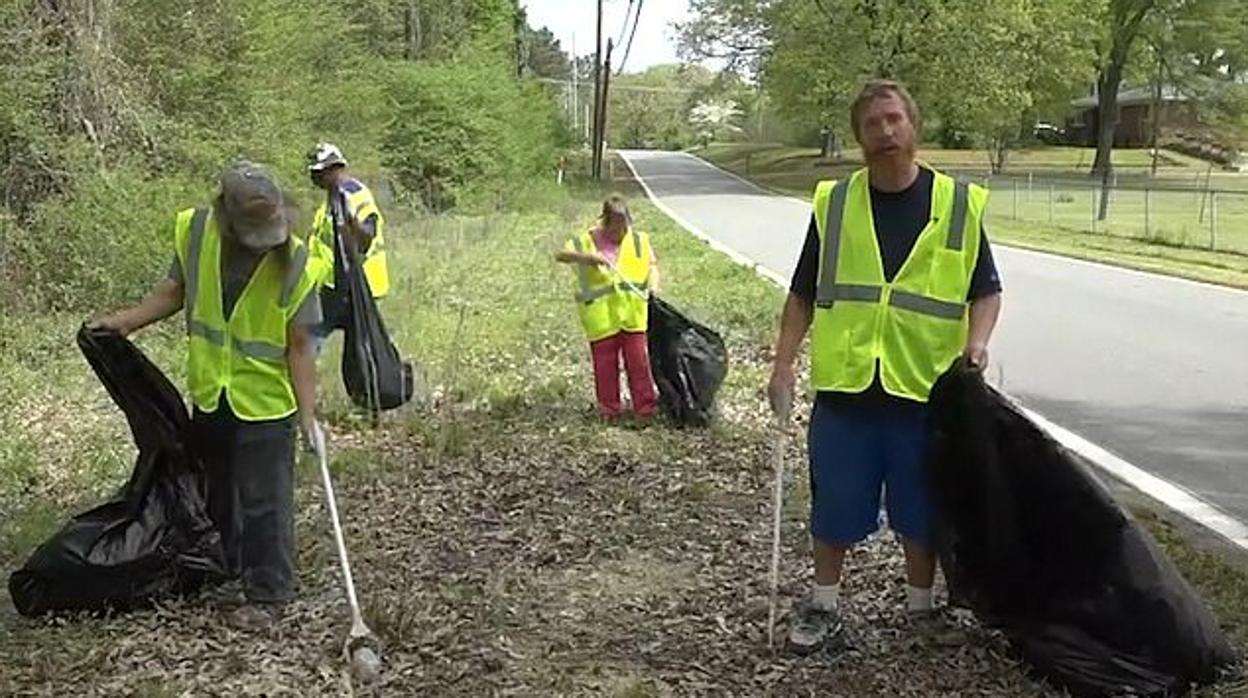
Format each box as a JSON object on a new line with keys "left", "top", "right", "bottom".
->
{"left": 566, "top": 229, "right": 652, "bottom": 342}
{"left": 311, "top": 179, "right": 389, "bottom": 298}
{"left": 809, "top": 167, "right": 987, "bottom": 402}
{"left": 175, "top": 207, "right": 326, "bottom": 421}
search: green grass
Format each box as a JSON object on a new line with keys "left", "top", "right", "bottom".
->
{"left": 0, "top": 313, "right": 185, "bottom": 563}
{"left": 701, "top": 141, "right": 1243, "bottom": 187}
{"left": 0, "top": 176, "right": 783, "bottom": 568}
{"left": 1135, "top": 507, "right": 1248, "bottom": 652}
{"left": 697, "top": 142, "right": 1248, "bottom": 288}
{"left": 983, "top": 175, "right": 1248, "bottom": 256}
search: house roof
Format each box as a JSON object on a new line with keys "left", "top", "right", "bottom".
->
{"left": 1070, "top": 85, "right": 1189, "bottom": 110}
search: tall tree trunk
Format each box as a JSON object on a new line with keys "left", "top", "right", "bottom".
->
{"left": 1093, "top": 0, "right": 1156, "bottom": 177}
{"left": 990, "top": 138, "right": 1009, "bottom": 174}
{"left": 1150, "top": 53, "right": 1163, "bottom": 176}
{"left": 1091, "top": 58, "right": 1124, "bottom": 177}
{"left": 404, "top": 3, "right": 422, "bottom": 60}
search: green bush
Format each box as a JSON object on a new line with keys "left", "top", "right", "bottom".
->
{"left": 383, "top": 59, "right": 561, "bottom": 212}
{"left": 12, "top": 165, "right": 201, "bottom": 312}
{"left": 0, "top": 0, "right": 564, "bottom": 310}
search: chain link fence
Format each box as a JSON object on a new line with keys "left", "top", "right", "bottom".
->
{"left": 972, "top": 172, "right": 1248, "bottom": 255}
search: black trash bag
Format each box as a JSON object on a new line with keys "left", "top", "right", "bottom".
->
{"left": 8, "top": 326, "right": 228, "bottom": 616}
{"left": 646, "top": 296, "right": 728, "bottom": 427}
{"left": 336, "top": 220, "right": 413, "bottom": 416}
{"left": 926, "top": 361, "right": 1237, "bottom": 697}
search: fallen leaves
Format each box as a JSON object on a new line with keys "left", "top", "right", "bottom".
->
{"left": 2, "top": 389, "right": 1073, "bottom": 697}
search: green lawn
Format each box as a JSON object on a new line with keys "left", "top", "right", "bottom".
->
{"left": 701, "top": 141, "right": 1242, "bottom": 186}
{"left": 697, "top": 142, "right": 1248, "bottom": 288}
{"left": 2, "top": 173, "right": 1245, "bottom": 695}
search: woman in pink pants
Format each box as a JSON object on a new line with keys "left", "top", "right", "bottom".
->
{"left": 555, "top": 194, "right": 661, "bottom": 421}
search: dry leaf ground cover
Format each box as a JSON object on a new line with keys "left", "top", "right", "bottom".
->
{"left": 2, "top": 182, "right": 1246, "bottom": 696}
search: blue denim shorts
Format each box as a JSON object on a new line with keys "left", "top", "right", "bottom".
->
{"left": 807, "top": 400, "right": 933, "bottom": 547}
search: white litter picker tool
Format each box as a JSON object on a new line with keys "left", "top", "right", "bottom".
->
{"left": 765, "top": 383, "right": 792, "bottom": 650}
{"left": 602, "top": 257, "right": 648, "bottom": 299}
{"left": 311, "top": 425, "right": 383, "bottom": 683}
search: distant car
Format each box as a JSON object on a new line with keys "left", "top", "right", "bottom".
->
{"left": 1033, "top": 122, "right": 1066, "bottom": 145}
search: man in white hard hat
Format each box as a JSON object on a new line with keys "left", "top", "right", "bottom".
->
{"left": 306, "top": 143, "right": 390, "bottom": 353}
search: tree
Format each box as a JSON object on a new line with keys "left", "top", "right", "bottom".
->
{"left": 689, "top": 99, "right": 744, "bottom": 145}
{"left": 337, "top": 0, "right": 522, "bottom": 62}
{"left": 0, "top": 0, "right": 566, "bottom": 309}
{"left": 1091, "top": 0, "right": 1167, "bottom": 180}
{"left": 519, "top": 23, "right": 571, "bottom": 79}
{"left": 1158, "top": 0, "right": 1248, "bottom": 149}
{"left": 926, "top": 0, "right": 1098, "bottom": 172}
{"left": 711, "top": 0, "right": 1094, "bottom": 170}
{"left": 675, "top": 0, "right": 772, "bottom": 74}
{"left": 605, "top": 64, "right": 712, "bottom": 149}
{"left": 1087, "top": 0, "right": 1247, "bottom": 216}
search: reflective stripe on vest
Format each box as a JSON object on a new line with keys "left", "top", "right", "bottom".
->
{"left": 184, "top": 207, "right": 210, "bottom": 332}
{"left": 312, "top": 183, "right": 389, "bottom": 297}
{"left": 568, "top": 230, "right": 651, "bottom": 341}
{"left": 808, "top": 168, "right": 985, "bottom": 402}
{"left": 571, "top": 236, "right": 649, "bottom": 303}
{"left": 178, "top": 207, "right": 319, "bottom": 419}
{"left": 815, "top": 178, "right": 970, "bottom": 312}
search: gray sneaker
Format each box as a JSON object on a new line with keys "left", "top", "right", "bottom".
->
{"left": 203, "top": 580, "right": 245, "bottom": 608}
{"left": 906, "top": 608, "right": 967, "bottom": 647}
{"left": 787, "top": 600, "right": 844, "bottom": 654}
{"left": 225, "top": 603, "right": 280, "bottom": 632}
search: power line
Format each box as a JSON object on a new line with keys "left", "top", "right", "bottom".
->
{"left": 615, "top": 0, "right": 636, "bottom": 49}
{"left": 534, "top": 77, "right": 696, "bottom": 94}
{"left": 617, "top": 0, "right": 644, "bottom": 76}
{"left": 592, "top": 0, "right": 604, "bottom": 178}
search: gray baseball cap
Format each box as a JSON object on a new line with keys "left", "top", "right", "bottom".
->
{"left": 219, "top": 162, "right": 290, "bottom": 250}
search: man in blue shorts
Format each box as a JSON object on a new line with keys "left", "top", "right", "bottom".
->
{"left": 767, "top": 79, "right": 1003, "bottom": 653}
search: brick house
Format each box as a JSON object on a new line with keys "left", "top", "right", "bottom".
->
{"left": 1063, "top": 85, "right": 1197, "bottom": 147}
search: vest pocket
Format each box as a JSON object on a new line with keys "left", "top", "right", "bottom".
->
{"left": 926, "top": 249, "right": 970, "bottom": 301}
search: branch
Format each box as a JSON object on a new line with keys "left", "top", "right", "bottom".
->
{"left": 1120, "top": 0, "right": 1158, "bottom": 43}
{"left": 814, "top": 0, "right": 838, "bottom": 23}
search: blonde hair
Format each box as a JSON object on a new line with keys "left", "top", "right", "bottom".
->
{"left": 850, "top": 79, "right": 922, "bottom": 142}
{"left": 599, "top": 192, "right": 631, "bottom": 226}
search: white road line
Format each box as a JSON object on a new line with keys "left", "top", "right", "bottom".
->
{"left": 618, "top": 152, "right": 788, "bottom": 287}
{"left": 619, "top": 149, "right": 1248, "bottom": 553}
{"left": 1022, "top": 408, "right": 1248, "bottom": 550}
{"left": 678, "top": 150, "right": 811, "bottom": 206}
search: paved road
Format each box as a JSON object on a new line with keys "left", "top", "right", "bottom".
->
{"left": 621, "top": 149, "right": 1248, "bottom": 526}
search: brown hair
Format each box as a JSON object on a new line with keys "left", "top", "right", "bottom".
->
{"left": 599, "top": 192, "right": 631, "bottom": 225}
{"left": 849, "top": 79, "right": 922, "bottom": 142}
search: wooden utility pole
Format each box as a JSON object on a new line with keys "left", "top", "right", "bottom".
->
{"left": 591, "top": 0, "right": 604, "bottom": 178}
{"left": 571, "top": 33, "right": 578, "bottom": 141}
{"left": 596, "top": 39, "right": 614, "bottom": 180}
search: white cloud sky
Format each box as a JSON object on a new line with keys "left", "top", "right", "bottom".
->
{"left": 520, "top": 0, "right": 693, "bottom": 74}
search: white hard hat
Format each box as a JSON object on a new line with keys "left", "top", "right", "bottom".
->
{"left": 307, "top": 142, "right": 348, "bottom": 172}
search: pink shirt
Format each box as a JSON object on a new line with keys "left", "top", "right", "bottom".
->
{"left": 591, "top": 228, "right": 622, "bottom": 264}
{"left": 591, "top": 228, "right": 656, "bottom": 264}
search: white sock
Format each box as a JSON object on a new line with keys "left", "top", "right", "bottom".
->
{"left": 812, "top": 583, "right": 840, "bottom": 611}
{"left": 906, "top": 584, "right": 933, "bottom": 613}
